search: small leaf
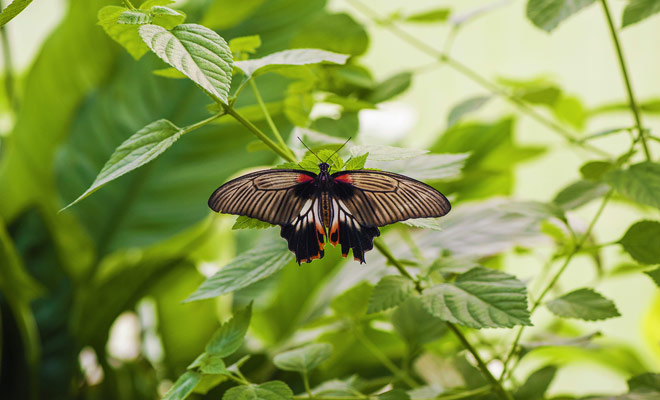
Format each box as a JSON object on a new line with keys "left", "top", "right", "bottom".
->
{"left": 189, "top": 352, "right": 229, "bottom": 375}
{"left": 645, "top": 268, "right": 660, "bottom": 287}
{"left": 273, "top": 343, "right": 333, "bottom": 374}
{"left": 421, "top": 267, "right": 531, "bottom": 329}
{"left": 404, "top": 8, "right": 451, "bottom": 23}
{"left": 61, "top": 119, "right": 183, "bottom": 210}
{"left": 223, "top": 381, "right": 293, "bottom": 400}
{"left": 546, "top": 288, "right": 620, "bottom": 321}
{"left": 367, "top": 72, "right": 412, "bottom": 103}
{"left": 344, "top": 153, "right": 369, "bottom": 170}
{"left": 163, "top": 371, "right": 201, "bottom": 400}
{"left": 619, "top": 221, "right": 660, "bottom": 264}
{"left": 150, "top": 6, "right": 185, "bottom": 29}
{"left": 232, "top": 216, "right": 275, "bottom": 230}
{"left": 514, "top": 365, "right": 558, "bottom": 400}
{"left": 392, "top": 297, "right": 448, "bottom": 347}
{"left": 235, "top": 49, "right": 349, "bottom": 80}
{"left": 580, "top": 160, "right": 614, "bottom": 181}
{"left": 622, "top": 0, "right": 660, "bottom": 28}
{"left": 400, "top": 218, "right": 444, "bottom": 231}
{"left": 139, "top": 24, "right": 233, "bottom": 103}
{"left": 367, "top": 276, "right": 415, "bottom": 314}
{"left": 447, "top": 96, "right": 491, "bottom": 128}
{"left": 229, "top": 35, "right": 262, "bottom": 55}
{"left": 331, "top": 282, "right": 373, "bottom": 318}
{"left": 152, "top": 67, "right": 187, "bottom": 79}
{"left": 526, "top": 0, "right": 597, "bottom": 32}
{"left": 553, "top": 180, "right": 610, "bottom": 210}
{"left": 205, "top": 303, "right": 252, "bottom": 357}
{"left": 98, "top": 6, "right": 150, "bottom": 59}
{"left": 118, "top": 10, "right": 152, "bottom": 25}
{"left": 186, "top": 242, "right": 293, "bottom": 302}
{"left": 605, "top": 162, "right": 660, "bottom": 209}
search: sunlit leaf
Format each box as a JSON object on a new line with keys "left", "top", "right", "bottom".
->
{"left": 447, "top": 96, "right": 491, "bottom": 127}
{"left": 526, "top": 0, "right": 597, "bottom": 32}
{"left": 223, "top": 381, "right": 293, "bottom": 400}
{"left": 98, "top": 6, "right": 150, "bottom": 59}
{"left": 235, "top": 48, "right": 349, "bottom": 80}
{"left": 291, "top": 12, "right": 368, "bottom": 56}
{"left": 139, "top": 0, "right": 175, "bottom": 9}
{"left": 151, "top": 6, "right": 186, "bottom": 29}
{"left": 367, "top": 276, "right": 415, "bottom": 314}
{"left": 546, "top": 288, "right": 620, "bottom": 321}
{"left": 118, "top": 10, "right": 151, "bottom": 25}
{"left": 153, "top": 67, "right": 187, "bottom": 78}
{"left": 605, "top": 162, "right": 660, "bottom": 209}
{"left": 400, "top": 218, "right": 444, "bottom": 231}
{"left": 205, "top": 303, "right": 252, "bottom": 357}
{"left": 404, "top": 8, "right": 451, "bottom": 23}
{"left": 163, "top": 371, "right": 201, "bottom": 400}
{"left": 344, "top": 153, "right": 369, "bottom": 170}
{"left": 622, "top": 0, "right": 660, "bottom": 27}
{"left": 273, "top": 343, "right": 333, "bottom": 373}
{"left": 553, "top": 95, "right": 587, "bottom": 130}
{"left": 230, "top": 35, "right": 262, "bottom": 55}
{"left": 619, "top": 221, "right": 660, "bottom": 265}
{"left": 189, "top": 352, "right": 229, "bottom": 375}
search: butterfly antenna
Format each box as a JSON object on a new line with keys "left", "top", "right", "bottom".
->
{"left": 326, "top": 137, "right": 352, "bottom": 170}
{"left": 297, "top": 136, "right": 322, "bottom": 163}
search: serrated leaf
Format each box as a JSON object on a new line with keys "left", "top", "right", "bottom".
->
{"left": 401, "top": 218, "right": 444, "bottom": 231}
{"left": 553, "top": 180, "right": 610, "bottom": 210}
{"left": 235, "top": 49, "right": 349, "bottom": 80}
{"left": 273, "top": 343, "right": 333, "bottom": 373}
{"left": 546, "top": 288, "right": 620, "bottom": 321}
{"left": 98, "top": 6, "right": 150, "bottom": 59}
{"left": 514, "top": 365, "right": 558, "bottom": 400}
{"left": 186, "top": 241, "right": 293, "bottom": 302}
{"left": 447, "top": 96, "right": 491, "bottom": 128}
{"left": 331, "top": 282, "right": 373, "bottom": 318}
{"left": 0, "top": 0, "right": 33, "bottom": 28}
{"left": 367, "top": 276, "right": 415, "bottom": 313}
{"left": 61, "top": 119, "right": 183, "bottom": 211}
{"left": 163, "top": 371, "right": 201, "bottom": 400}
{"left": 526, "top": 0, "right": 597, "bottom": 32}
{"left": 230, "top": 35, "right": 262, "bottom": 55}
{"left": 645, "top": 268, "right": 660, "bottom": 287}
{"left": 189, "top": 352, "right": 229, "bottom": 375}
{"left": 344, "top": 153, "right": 369, "bottom": 170}
{"left": 205, "top": 303, "right": 252, "bottom": 357}
{"left": 139, "top": 24, "right": 233, "bottom": 103}
{"left": 421, "top": 267, "right": 531, "bottom": 329}
{"left": 232, "top": 215, "right": 275, "bottom": 230}
{"left": 151, "top": 6, "right": 186, "bottom": 29}
{"left": 619, "top": 221, "right": 660, "bottom": 264}
{"left": 118, "top": 10, "right": 152, "bottom": 25}
{"left": 404, "top": 8, "right": 451, "bottom": 23}
{"left": 223, "top": 381, "right": 293, "bottom": 400}
{"left": 622, "top": 0, "right": 660, "bottom": 28}
{"left": 367, "top": 72, "right": 412, "bottom": 103}
{"left": 605, "top": 162, "right": 660, "bottom": 209}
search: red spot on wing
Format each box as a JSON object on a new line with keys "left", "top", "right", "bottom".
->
{"left": 333, "top": 174, "right": 353, "bottom": 184}
{"left": 297, "top": 174, "right": 314, "bottom": 183}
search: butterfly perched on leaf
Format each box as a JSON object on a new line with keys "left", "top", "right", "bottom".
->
{"left": 208, "top": 143, "right": 451, "bottom": 264}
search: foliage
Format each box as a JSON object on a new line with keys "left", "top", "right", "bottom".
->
{"left": 1, "top": 0, "right": 660, "bottom": 399}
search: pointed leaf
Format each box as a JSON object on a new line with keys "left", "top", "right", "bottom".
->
{"left": 163, "top": 371, "right": 201, "bottom": 400}
{"left": 0, "top": 0, "right": 33, "bottom": 27}
{"left": 526, "top": 0, "right": 597, "bottom": 32}
{"left": 619, "top": 221, "right": 660, "bottom": 264}
{"left": 139, "top": 23, "right": 233, "bottom": 103}
{"left": 223, "top": 381, "right": 293, "bottom": 400}
{"left": 118, "top": 10, "right": 152, "bottom": 25}
{"left": 189, "top": 352, "right": 229, "bottom": 375}
{"left": 605, "top": 162, "right": 660, "bottom": 209}
{"left": 150, "top": 6, "right": 186, "bottom": 29}
{"left": 273, "top": 343, "right": 333, "bottom": 373}
{"left": 366, "top": 72, "right": 413, "bottom": 103}
{"left": 447, "top": 96, "right": 491, "bottom": 127}
{"left": 404, "top": 8, "right": 451, "bottom": 23}
{"left": 367, "top": 276, "right": 415, "bottom": 313}
{"left": 235, "top": 49, "right": 349, "bottom": 80}
{"left": 98, "top": 6, "right": 150, "bottom": 59}
{"left": 645, "top": 268, "right": 660, "bottom": 287}
{"left": 553, "top": 180, "right": 610, "bottom": 210}
{"left": 421, "top": 267, "right": 531, "bottom": 329}
{"left": 622, "top": 0, "right": 660, "bottom": 28}
{"left": 344, "top": 153, "right": 369, "bottom": 170}
{"left": 546, "top": 288, "right": 620, "bottom": 321}
{"left": 514, "top": 365, "right": 558, "bottom": 400}
{"left": 61, "top": 119, "right": 183, "bottom": 210}
{"left": 205, "top": 303, "right": 252, "bottom": 357}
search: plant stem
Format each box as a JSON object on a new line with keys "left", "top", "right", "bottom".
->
{"left": 302, "top": 372, "right": 314, "bottom": 399}
{"left": 373, "top": 240, "right": 422, "bottom": 292}
{"left": 599, "top": 0, "right": 651, "bottom": 161}
{"left": 182, "top": 112, "right": 225, "bottom": 134}
{"left": 124, "top": 0, "right": 136, "bottom": 9}
{"left": 0, "top": 0, "right": 18, "bottom": 113}
{"left": 354, "top": 327, "right": 419, "bottom": 388}
{"left": 250, "top": 80, "right": 295, "bottom": 160}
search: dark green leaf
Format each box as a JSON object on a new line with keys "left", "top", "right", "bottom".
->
{"left": 205, "top": 303, "right": 252, "bottom": 357}
{"left": 223, "top": 381, "right": 293, "bottom": 400}
{"left": 331, "top": 282, "right": 373, "bottom": 318}
{"left": 628, "top": 373, "right": 660, "bottom": 392}
{"left": 235, "top": 49, "right": 349, "bottom": 80}
{"left": 553, "top": 180, "right": 610, "bottom": 210}
{"left": 273, "top": 343, "right": 333, "bottom": 373}
{"left": 622, "top": 0, "right": 660, "bottom": 27}
{"left": 447, "top": 96, "right": 491, "bottom": 127}
{"left": 392, "top": 297, "right": 447, "bottom": 347}
{"left": 163, "top": 371, "right": 201, "bottom": 400}
{"left": 619, "top": 220, "right": 660, "bottom": 264}
{"left": 98, "top": 5, "right": 150, "bottom": 59}
{"left": 546, "top": 288, "right": 620, "bottom": 321}
{"left": 644, "top": 268, "right": 660, "bottom": 287}
{"left": 189, "top": 352, "right": 229, "bottom": 375}
{"left": 232, "top": 216, "right": 275, "bottom": 230}
{"left": 291, "top": 12, "right": 368, "bottom": 56}
{"left": 580, "top": 160, "right": 615, "bottom": 181}
{"left": 404, "top": 8, "right": 450, "bottom": 23}
{"left": 421, "top": 267, "right": 531, "bottom": 328}
{"left": 186, "top": 241, "right": 293, "bottom": 301}
{"left": 367, "top": 276, "right": 415, "bottom": 314}
{"left": 514, "top": 365, "right": 558, "bottom": 400}
{"left": 605, "top": 162, "right": 660, "bottom": 209}
{"left": 526, "top": 0, "right": 597, "bottom": 32}
{"left": 367, "top": 72, "right": 412, "bottom": 103}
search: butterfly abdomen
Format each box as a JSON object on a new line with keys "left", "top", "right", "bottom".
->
{"left": 321, "top": 192, "right": 330, "bottom": 227}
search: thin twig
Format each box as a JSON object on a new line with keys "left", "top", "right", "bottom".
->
{"left": 249, "top": 79, "right": 295, "bottom": 160}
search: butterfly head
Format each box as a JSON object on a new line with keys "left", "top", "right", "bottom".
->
{"left": 319, "top": 162, "right": 330, "bottom": 173}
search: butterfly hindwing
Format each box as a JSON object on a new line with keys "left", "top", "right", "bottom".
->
{"left": 328, "top": 195, "right": 380, "bottom": 264}
{"left": 280, "top": 197, "right": 327, "bottom": 264}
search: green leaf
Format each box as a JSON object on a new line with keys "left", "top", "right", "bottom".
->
{"left": 230, "top": 35, "right": 262, "bottom": 55}
{"left": 628, "top": 373, "right": 660, "bottom": 392}
{"left": 163, "top": 371, "right": 201, "bottom": 400}
{"left": 622, "top": 0, "right": 660, "bottom": 27}
{"left": 400, "top": 218, "right": 444, "bottom": 231}
{"left": 186, "top": 241, "right": 293, "bottom": 302}
{"left": 118, "top": 10, "right": 152, "bottom": 25}
{"left": 189, "top": 352, "right": 229, "bottom": 375}
{"left": 331, "top": 282, "right": 373, "bottom": 318}
{"left": 151, "top": 6, "right": 186, "bottom": 29}
{"left": 350, "top": 145, "right": 427, "bottom": 161}
{"left": 205, "top": 303, "right": 252, "bottom": 357}
{"left": 553, "top": 180, "right": 610, "bottom": 210}
{"left": 447, "top": 96, "right": 491, "bottom": 127}
{"left": 344, "top": 153, "right": 369, "bottom": 170}
{"left": 139, "top": 0, "right": 175, "bottom": 9}
{"left": 546, "top": 288, "right": 620, "bottom": 321}
{"left": 553, "top": 95, "right": 587, "bottom": 130}
{"left": 404, "top": 8, "right": 451, "bottom": 23}
{"left": 645, "top": 268, "right": 660, "bottom": 287}
{"left": 98, "top": 6, "right": 150, "bottom": 59}
{"left": 379, "top": 389, "right": 410, "bottom": 400}
{"left": 201, "top": 0, "right": 266, "bottom": 30}
{"left": 421, "top": 267, "right": 531, "bottom": 329}
{"left": 392, "top": 297, "right": 447, "bottom": 348}
{"left": 367, "top": 276, "right": 415, "bottom": 314}
{"left": 61, "top": 119, "right": 183, "bottom": 211}
{"left": 0, "top": 0, "right": 33, "bottom": 28}
{"left": 235, "top": 49, "right": 349, "bottom": 80}
{"left": 526, "top": 0, "right": 597, "bottom": 32}
{"left": 232, "top": 215, "right": 275, "bottom": 230}
{"left": 291, "top": 12, "right": 369, "bottom": 56}
{"left": 139, "top": 24, "right": 234, "bottom": 103}
{"left": 605, "top": 162, "right": 660, "bottom": 209}
{"left": 284, "top": 80, "right": 315, "bottom": 127}
{"left": 580, "top": 160, "right": 615, "bottom": 181}
{"left": 223, "top": 381, "right": 293, "bottom": 400}
{"left": 367, "top": 72, "right": 413, "bottom": 103}
{"left": 273, "top": 343, "right": 333, "bottom": 373}
{"left": 514, "top": 365, "right": 558, "bottom": 400}
{"left": 153, "top": 67, "right": 187, "bottom": 79}
{"left": 619, "top": 221, "right": 660, "bottom": 264}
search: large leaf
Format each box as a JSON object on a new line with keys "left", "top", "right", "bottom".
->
{"left": 98, "top": 6, "right": 150, "bottom": 59}
{"left": 367, "top": 275, "right": 415, "bottom": 314}
{"left": 526, "top": 0, "right": 597, "bottom": 32}
{"left": 619, "top": 221, "right": 660, "bottom": 264}
{"left": 273, "top": 343, "right": 333, "bottom": 373}
{"left": 224, "top": 381, "right": 293, "bottom": 400}
{"left": 235, "top": 48, "right": 349, "bottom": 80}
{"left": 205, "top": 303, "right": 252, "bottom": 357}
{"left": 186, "top": 241, "right": 293, "bottom": 302}
{"left": 622, "top": 0, "right": 660, "bottom": 27}
{"left": 605, "top": 162, "right": 660, "bottom": 209}
{"left": 139, "top": 23, "right": 234, "bottom": 103}
{"left": 421, "top": 267, "right": 531, "bottom": 329}
{"left": 546, "top": 288, "right": 620, "bottom": 321}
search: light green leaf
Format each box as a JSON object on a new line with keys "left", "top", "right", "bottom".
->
{"left": 232, "top": 215, "right": 275, "bottom": 230}
{"left": 404, "top": 8, "right": 451, "bottom": 23}
{"left": 401, "top": 218, "right": 444, "bottom": 231}
{"left": 193, "top": 374, "right": 228, "bottom": 395}
{"left": 151, "top": 6, "right": 186, "bottom": 29}
{"left": 140, "top": 0, "right": 175, "bottom": 9}
{"left": 205, "top": 303, "right": 252, "bottom": 357}
{"left": 118, "top": 10, "right": 152, "bottom": 25}
{"left": 546, "top": 288, "right": 620, "bottom": 321}
{"left": 622, "top": 0, "right": 660, "bottom": 27}
{"left": 98, "top": 6, "right": 150, "bottom": 59}
{"left": 580, "top": 160, "right": 615, "bottom": 181}
{"left": 367, "top": 72, "right": 412, "bottom": 103}
{"left": 322, "top": 95, "right": 376, "bottom": 112}
{"left": 0, "top": 0, "right": 33, "bottom": 28}
{"left": 379, "top": 389, "right": 410, "bottom": 400}
{"left": 284, "top": 80, "right": 315, "bottom": 127}
{"left": 273, "top": 343, "right": 333, "bottom": 373}
{"left": 645, "top": 268, "right": 660, "bottom": 287}
{"left": 447, "top": 96, "right": 491, "bottom": 127}
{"left": 189, "top": 352, "right": 230, "bottom": 375}
{"left": 526, "top": 0, "right": 597, "bottom": 32}
{"left": 392, "top": 297, "right": 447, "bottom": 348}
{"left": 201, "top": 0, "right": 266, "bottom": 30}
{"left": 498, "top": 76, "right": 561, "bottom": 105}
{"left": 514, "top": 365, "right": 558, "bottom": 400}
{"left": 605, "top": 162, "right": 660, "bottom": 209}
{"left": 152, "top": 67, "right": 187, "bottom": 78}
{"left": 235, "top": 49, "right": 349, "bottom": 80}
{"left": 291, "top": 12, "right": 368, "bottom": 56}
{"left": 553, "top": 95, "right": 587, "bottom": 130}
{"left": 139, "top": 24, "right": 233, "bottom": 103}
{"left": 367, "top": 276, "right": 415, "bottom": 314}
{"left": 230, "top": 35, "right": 262, "bottom": 55}
{"left": 421, "top": 267, "right": 531, "bottom": 329}
{"left": 619, "top": 221, "right": 660, "bottom": 264}
{"left": 344, "top": 153, "right": 369, "bottom": 170}
{"left": 186, "top": 241, "right": 293, "bottom": 302}
{"left": 553, "top": 180, "right": 610, "bottom": 210}
{"left": 331, "top": 282, "right": 373, "bottom": 318}
{"left": 163, "top": 371, "right": 202, "bottom": 400}
{"left": 61, "top": 119, "right": 183, "bottom": 211}
{"left": 223, "top": 381, "right": 293, "bottom": 400}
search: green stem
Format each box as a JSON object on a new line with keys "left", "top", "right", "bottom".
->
{"left": 599, "top": 0, "right": 651, "bottom": 161}
{"left": 436, "top": 386, "right": 491, "bottom": 400}
{"left": 249, "top": 80, "right": 295, "bottom": 159}
{"left": 373, "top": 240, "right": 422, "bottom": 292}
{"left": 302, "top": 372, "right": 314, "bottom": 399}
{"left": 124, "top": 0, "right": 136, "bottom": 9}
{"left": 182, "top": 111, "right": 225, "bottom": 134}
{"left": 0, "top": 0, "right": 18, "bottom": 113}
{"left": 354, "top": 328, "right": 419, "bottom": 388}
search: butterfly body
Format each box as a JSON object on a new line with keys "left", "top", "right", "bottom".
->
{"left": 209, "top": 162, "right": 451, "bottom": 264}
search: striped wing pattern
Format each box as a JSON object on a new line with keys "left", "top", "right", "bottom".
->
{"left": 280, "top": 197, "right": 327, "bottom": 264}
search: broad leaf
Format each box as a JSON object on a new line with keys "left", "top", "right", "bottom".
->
{"left": 619, "top": 221, "right": 660, "bottom": 264}
{"left": 189, "top": 352, "right": 229, "bottom": 375}
{"left": 553, "top": 95, "right": 587, "bottom": 130}
{"left": 546, "top": 288, "right": 620, "bottom": 321}
{"left": 344, "top": 153, "right": 369, "bottom": 170}
{"left": 331, "top": 282, "right": 372, "bottom": 318}
{"left": 235, "top": 49, "right": 349, "bottom": 80}
{"left": 205, "top": 303, "right": 252, "bottom": 357}
{"left": 404, "top": 8, "right": 451, "bottom": 23}
{"left": 232, "top": 215, "right": 275, "bottom": 230}
{"left": 98, "top": 6, "right": 150, "bottom": 59}
{"left": 645, "top": 268, "right": 660, "bottom": 287}
{"left": 150, "top": 6, "right": 186, "bottom": 29}
{"left": 526, "top": 0, "right": 597, "bottom": 32}
{"left": 118, "top": 10, "right": 152, "bottom": 25}
{"left": 291, "top": 12, "right": 368, "bottom": 56}
{"left": 553, "top": 180, "right": 610, "bottom": 210}
{"left": 224, "top": 381, "right": 293, "bottom": 400}
{"left": 580, "top": 160, "right": 614, "bottom": 181}
{"left": 447, "top": 96, "right": 491, "bottom": 128}
{"left": 421, "top": 267, "right": 531, "bottom": 328}
{"left": 366, "top": 72, "right": 413, "bottom": 103}
{"left": 273, "top": 343, "right": 333, "bottom": 373}
{"left": 0, "top": 0, "right": 33, "bottom": 27}
{"left": 392, "top": 297, "right": 447, "bottom": 347}
{"left": 230, "top": 35, "right": 262, "bottom": 55}
{"left": 61, "top": 119, "right": 182, "bottom": 210}
{"left": 163, "top": 371, "right": 201, "bottom": 400}
{"left": 622, "top": 0, "right": 660, "bottom": 28}
{"left": 140, "top": 23, "right": 233, "bottom": 103}
{"left": 605, "top": 162, "right": 660, "bottom": 209}
{"left": 367, "top": 276, "right": 415, "bottom": 313}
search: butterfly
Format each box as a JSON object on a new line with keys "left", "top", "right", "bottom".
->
{"left": 208, "top": 144, "right": 451, "bottom": 264}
